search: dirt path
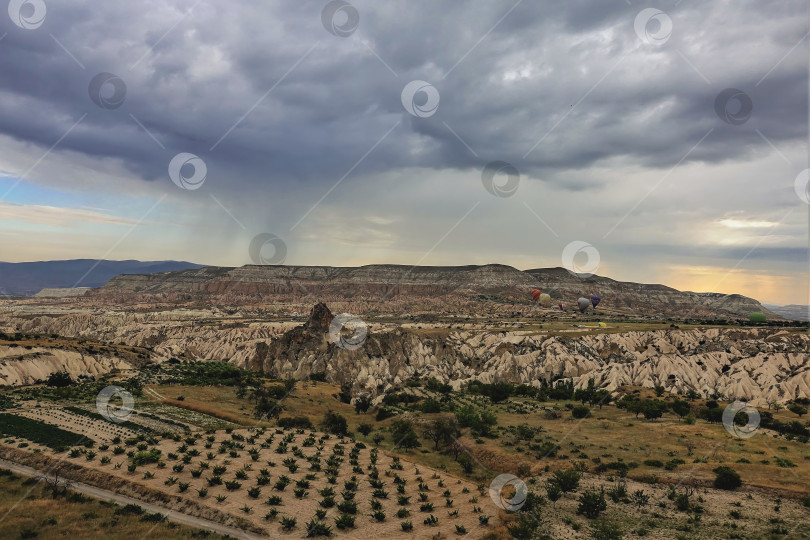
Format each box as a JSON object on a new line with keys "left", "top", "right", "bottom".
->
{"left": 0, "top": 457, "right": 264, "bottom": 540}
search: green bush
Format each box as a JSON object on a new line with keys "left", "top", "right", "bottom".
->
{"left": 572, "top": 405, "right": 591, "bottom": 419}
{"left": 334, "top": 513, "right": 355, "bottom": 529}
{"left": 713, "top": 466, "right": 742, "bottom": 490}
{"left": 322, "top": 412, "right": 348, "bottom": 436}
{"left": 577, "top": 488, "right": 607, "bottom": 519}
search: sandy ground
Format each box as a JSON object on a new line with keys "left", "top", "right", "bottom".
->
{"left": 1, "top": 426, "right": 501, "bottom": 539}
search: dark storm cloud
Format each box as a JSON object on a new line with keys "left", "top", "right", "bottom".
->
{"left": 0, "top": 0, "right": 806, "bottom": 197}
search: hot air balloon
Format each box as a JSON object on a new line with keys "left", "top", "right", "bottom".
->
{"left": 577, "top": 297, "right": 590, "bottom": 313}
{"left": 749, "top": 312, "right": 766, "bottom": 322}
{"left": 591, "top": 295, "right": 601, "bottom": 309}
{"left": 539, "top": 293, "right": 551, "bottom": 307}
{"left": 531, "top": 289, "right": 541, "bottom": 302}
{"left": 558, "top": 302, "right": 566, "bottom": 311}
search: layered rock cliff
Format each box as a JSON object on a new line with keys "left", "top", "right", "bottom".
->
{"left": 89, "top": 264, "right": 774, "bottom": 319}
{"left": 247, "top": 304, "right": 809, "bottom": 407}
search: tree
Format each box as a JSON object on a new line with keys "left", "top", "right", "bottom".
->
{"left": 447, "top": 439, "right": 467, "bottom": 461}
{"left": 654, "top": 385, "right": 665, "bottom": 397}
{"left": 477, "top": 409, "right": 498, "bottom": 437}
{"left": 357, "top": 423, "right": 373, "bottom": 436}
{"left": 545, "top": 482, "right": 562, "bottom": 506}
{"left": 627, "top": 400, "right": 643, "bottom": 419}
{"left": 391, "top": 419, "right": 421, "bottom": 451}
{"left": 38, "top": 466, "right": 73, "bottom": 498}
{"left": 713, "top": 466, "right": 742, "bottom": 490}
{"left": 592, "top": 390, "right": 612, "bottom": 408}
{"left": 458, "top": 453, "right": 474, "bottom": 474}
{"left": 420, "top": 398, "right": 442, "bottom": 414}
{"left": 670, "top": 399, "right": 691, "bottom": 420}
{"left": 548, "top": 469, "right": 580, "bottom": 497}
{"left": 354, "top": 396, "right": 372, "bottom": 414}
{"left": 454, "top": 405, "right": 478, "bottom": 428}
{"left": 641, "top": 400, "right": 667, "bottom": 421}
{"left": 788, "top": 404, "right": 808, "bottom": 417}
{"left": 46, "top": 371, "right": 74, "bottom": 388}
{"left": 254, "top": 397, "right": 283, "bottom": 420}
{"left": 574, "top": 388, "right": 593, "bottom": 405}
{"left": 322, "top": 412, "right": 348, "bottom": 436}
{"left": 485, "top": 382, "right": 513, "bottom": 403}
{"left": 421, "top": 417, "right": 459, "bottom": 450}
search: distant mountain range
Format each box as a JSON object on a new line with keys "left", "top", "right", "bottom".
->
{"left": 763, "top": 304, "right": 810, "bottom": 321}
{"left": 0, "top": 260, "right": 204, "bottom": 296}
{"left": 91, "top": 263, "right": 774, "bottom": 319}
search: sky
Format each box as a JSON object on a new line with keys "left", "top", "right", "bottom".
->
{"left": 0, "top": 0, "right": 807, "bottom": 305}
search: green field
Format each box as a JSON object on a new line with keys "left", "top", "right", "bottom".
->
{"left": 0, "top": 414, "right": 90, "bottom": 451}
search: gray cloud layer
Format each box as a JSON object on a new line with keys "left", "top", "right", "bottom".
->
{"left": 1, "top": 1, "right": 806, "bottom": 188}
{"left": 0, "top": 0, "right": 807, "bottom": 302}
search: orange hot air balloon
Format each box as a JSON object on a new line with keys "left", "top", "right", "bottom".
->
{"left": 531, "top": 289, "right": 541, "bottom": 302}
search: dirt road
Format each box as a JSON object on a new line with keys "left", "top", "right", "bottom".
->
{"left": 0, "top": 457, "right": 265, "bottom": 539}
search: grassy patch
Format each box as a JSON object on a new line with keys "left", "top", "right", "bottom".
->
{"left": 0, "top": 414, "right": 90, "bottom": 451}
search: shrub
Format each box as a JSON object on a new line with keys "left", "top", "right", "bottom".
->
{"left": 590, "top": 520, "right": 623, "bottom": 540}
{"left": 305, "top": 518, "right": 332, "bottom": 537}
{"left": 401, "top": 520, "right": 413, "bottom": 531}
{"left": 549, "top": 469, "right": 581, "bottom": 496}
{"left": 323, "top": 412, "right": 348, "bottom": 436}
{"left": 572, "top": 405, "right": 591, "bottom": 419}
{"left": 606, "top": 482, "right": 627, "bottom": 503}
{"left": 577, "top": 488, "right": 607, "bottom": 519}
{"left": 713, "top": 466, "right": 742, "bottom": 490}
{"left": 46, "top": 371, "right": 74, "bottom": 387}
{"left": 280, "top": 516, "right": 297, "bottom": 530}
{"left": 335, "top": 513, "right": 355, "bottom": 529}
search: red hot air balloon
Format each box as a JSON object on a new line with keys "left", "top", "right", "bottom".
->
{"left": 591, "top": 295, "right": 601, "bottom": 309}
{"left": 558, "top": 302, "right": 566, "bottom": 311}
{"left": 531, "top": 289, "right": 541, "bottom": 302}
